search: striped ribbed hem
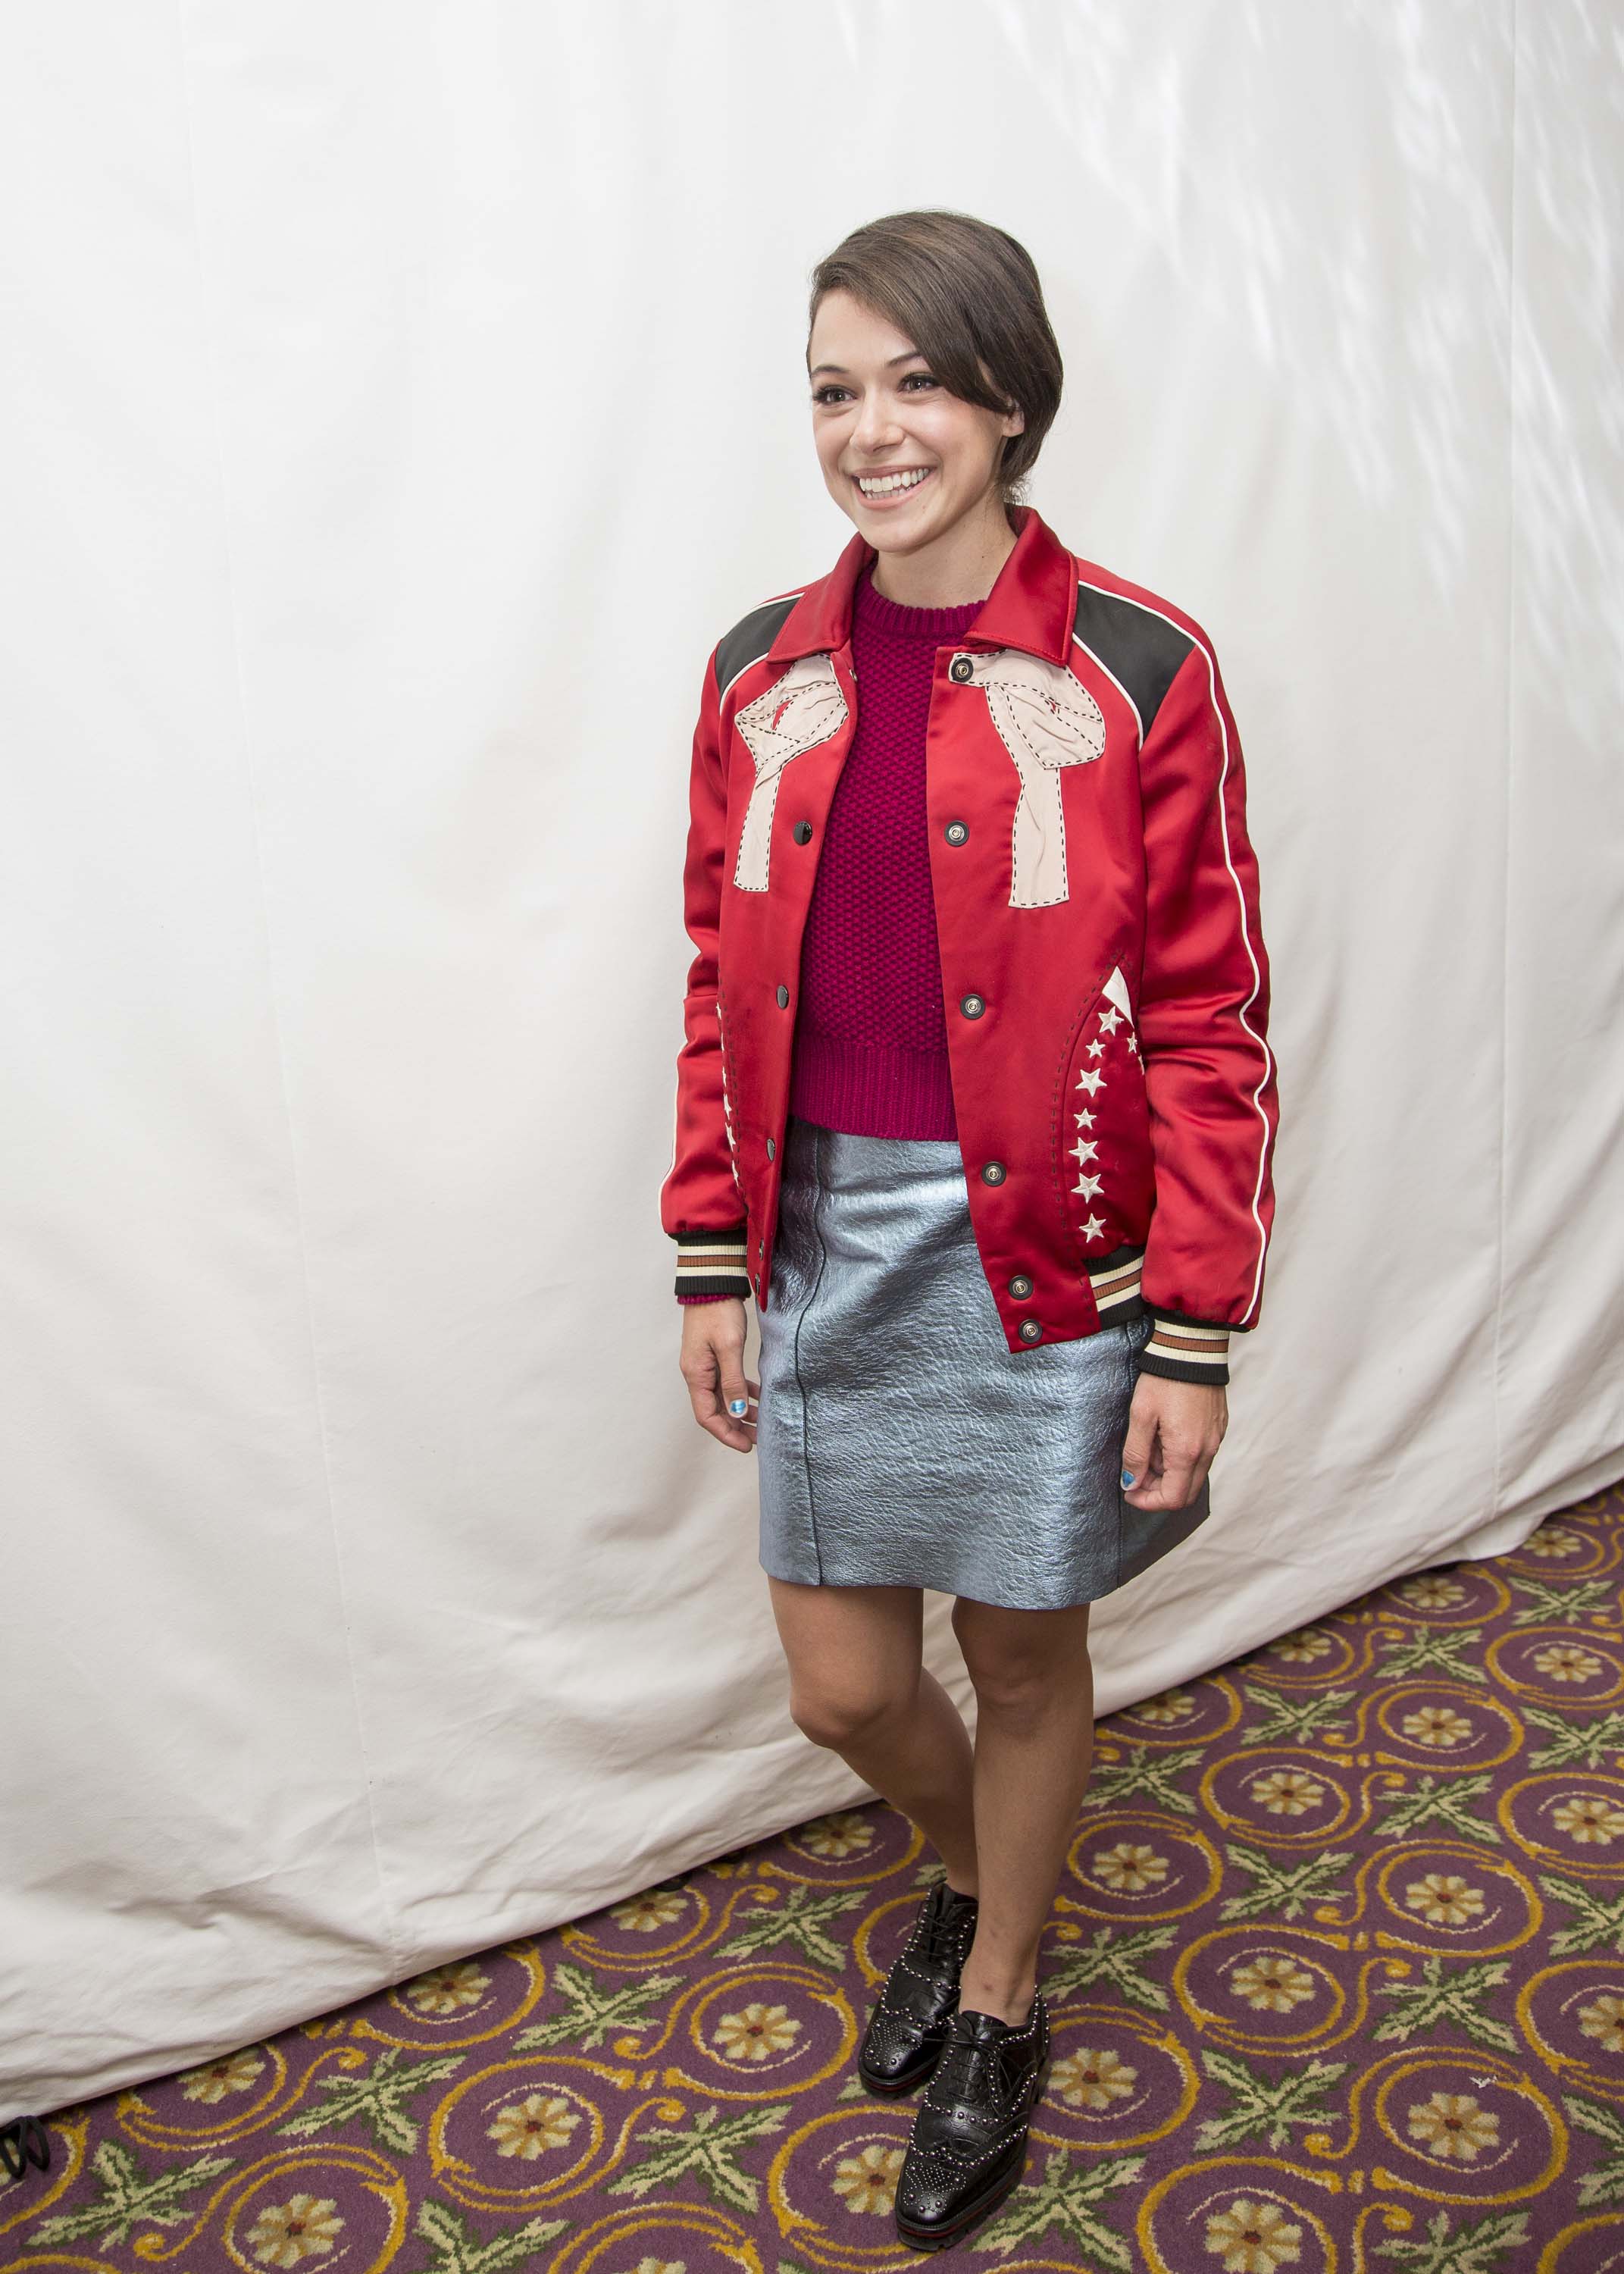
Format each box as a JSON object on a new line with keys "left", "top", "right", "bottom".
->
{"left": 673, "top": 1223, "right": 750, "bottom": 1301}
{"left": 1087, "top": 1245, "right": 1145, "bottom": 1318}
{"left": 1137, "top": 1314, "right": 1231, "bottom": 1386}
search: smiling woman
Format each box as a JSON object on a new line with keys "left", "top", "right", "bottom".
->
{"left": 661, "top": 206, "right": 1279, "bottom": 2250}
{"left": 805, "top": 214, "right": 1062, "bottom": 588}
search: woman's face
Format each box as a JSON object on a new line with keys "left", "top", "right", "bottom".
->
{"left": 806, "top": 287, "right": 1024, "bottom": 556}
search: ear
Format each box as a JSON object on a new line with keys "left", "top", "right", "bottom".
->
{"left": 1004, "top": 403, "right": 1026, "bottom": 437}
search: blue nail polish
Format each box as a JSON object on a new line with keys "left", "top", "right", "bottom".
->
{"left": 729, "top": 1398, "right": 749, "bottom": 1417}
{"left": 1121, "top": 1468, "right": 1136, "bottom": 1488}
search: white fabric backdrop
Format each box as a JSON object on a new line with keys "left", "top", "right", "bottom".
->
{"left": 2, "top": 0, "right": 1619, "bottom": 2118}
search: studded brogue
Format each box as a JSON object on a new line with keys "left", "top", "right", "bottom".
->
{"left": 856, "top": 1878, "right": 980, "bottom": 2097}
{"left": 893, "top": 1990, "right": 1052, "bottom": 2251}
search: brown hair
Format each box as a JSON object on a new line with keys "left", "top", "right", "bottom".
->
{"left": 807, "top": 209, "right": 1063, "bottom": 503}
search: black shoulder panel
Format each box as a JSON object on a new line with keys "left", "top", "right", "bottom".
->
{"left": 1072, "top": 581, "right": 1195, "bottom": 743}
{"left": 715, "top": 595, "right": 801, "bottom": 697}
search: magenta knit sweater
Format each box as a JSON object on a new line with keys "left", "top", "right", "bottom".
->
{"left": 679, "top": 564, "right": 981, "bottom": 1305}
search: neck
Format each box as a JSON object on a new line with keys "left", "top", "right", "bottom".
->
{"left": 868, "top": 498, "right": 1021, "bottom": 609}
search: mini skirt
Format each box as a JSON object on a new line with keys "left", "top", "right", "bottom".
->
{"left": 755, "top": 1113, "right": 1211, "bottom": 1611}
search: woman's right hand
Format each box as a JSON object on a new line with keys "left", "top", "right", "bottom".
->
{"left": 679, "top": 1298, "right": 758, "bottom": 1452}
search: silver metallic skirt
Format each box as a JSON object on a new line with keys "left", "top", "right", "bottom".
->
{"left": 756, "top": 1114, "right": 1210, "bottom": 1610}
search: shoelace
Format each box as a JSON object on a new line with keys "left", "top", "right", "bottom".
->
{"left": 928, "top": 2029, "right": 1012, "bottom": 2113}
{"left": 910, "top": 1892, "right": 978, "bottom": 1968}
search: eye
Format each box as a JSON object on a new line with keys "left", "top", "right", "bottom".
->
{"left": 811, "top": 384, "right": 852, "bottom": 406}
{"left": 900, "top": 371, "right": 940, "bottom": 390}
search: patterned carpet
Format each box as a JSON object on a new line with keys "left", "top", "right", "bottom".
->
{"left": 8, "top": 1480, "right": 1624, "bottom": 2274}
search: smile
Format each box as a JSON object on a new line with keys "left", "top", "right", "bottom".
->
{"left": 853, "top": 466, "right": 934, "bottom": 504}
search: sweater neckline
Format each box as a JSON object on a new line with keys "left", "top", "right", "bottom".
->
{"left": 853, "top": 563, "right": 985, "bottom": 642}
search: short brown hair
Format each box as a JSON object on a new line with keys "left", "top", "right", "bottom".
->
{"left": 807, "top": 210, "right": 1063, "bottom": 502}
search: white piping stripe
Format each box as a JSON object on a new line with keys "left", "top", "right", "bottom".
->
{"left": 1072, "top": 628, "right": 1144, "bottom": 744}
{"left": 718, "top": 589, "right": 808, "bottom": 704}
{"left": 1076, "top": 577, "right": 1274, "bottom": 1324}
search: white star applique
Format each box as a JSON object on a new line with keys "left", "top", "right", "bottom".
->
{"left": 1081, "top": 1214, "right": 1107, "bottom": 1242}
{"left": 1074, "top": 1107, "right": 1097, "bottom": 1129}
{"left": 1126, "top": 1032, "right": 1140, "bottom": 1056}
{"left": 1075, "top": 1067, "right": 1106, "bottom": 1095}
{"left": 1071, "top": 1139, "right": 1098, "bottom": 1166}
{"left": 1097, "top": 1007, "right": 1122, "bottom": 1035}
{"left": 1072, "top": 1173, "right": 1103, "bottom": 1201}
{"left": 1085, "top": 1038, "right": 1106, "bottom": 1059}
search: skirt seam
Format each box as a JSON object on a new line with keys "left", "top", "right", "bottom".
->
{"left": 790, "top": 1119, "right": 834, "bottom": 1585}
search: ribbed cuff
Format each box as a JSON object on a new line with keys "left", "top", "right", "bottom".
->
{"left": 1087, "top": 1244, "right": 1144, "bottom": 1319}
{"left": 1136, "top": 1313, "right": 1231, "bottom": 1387}
{"left": 673, "top": 1223, "right": 750, "bottom": 1301}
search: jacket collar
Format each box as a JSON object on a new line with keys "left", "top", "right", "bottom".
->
{"left": 765, "top": 503, "right": 1077, "bottom": 670}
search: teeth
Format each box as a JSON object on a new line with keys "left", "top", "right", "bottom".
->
{"left": 857, "top": 468, "right": 931, "bottom": 495}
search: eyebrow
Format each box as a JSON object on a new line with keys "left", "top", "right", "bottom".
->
{"left": 808, "top": 348, "right": 927, "bottom": 379}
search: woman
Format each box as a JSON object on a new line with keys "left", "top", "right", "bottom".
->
{"left": 660, "top": 208, "right": 1279, "bottom": 2251}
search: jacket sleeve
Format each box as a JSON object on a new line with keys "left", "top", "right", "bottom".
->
{"left": 1133, "top": 633, "right": 1279, "bottom": 1386}
{"left": 659, "top": 644, "right": 751, "bottom": 1302}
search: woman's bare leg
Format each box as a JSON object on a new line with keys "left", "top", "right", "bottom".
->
{"left": 766, "top": 1577, "right": 980, "bottom": 1893}
{"left": 948, "top": 1594, "right": 1097, "bottom": 2025}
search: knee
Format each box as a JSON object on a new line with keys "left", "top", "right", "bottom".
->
{"left": 958, "top": 1640, "right": 1087, "bottom": 1727}
{"left": 789, "top": 1677, "right": 912, "bottom": 1752}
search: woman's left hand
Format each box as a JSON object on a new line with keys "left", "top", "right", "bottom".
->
{"left": 1119, "top": 1377, "right": 1228, "bottom": 1511}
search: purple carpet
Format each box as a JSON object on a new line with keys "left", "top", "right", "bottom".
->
{"left": 7, "top": 1480, "right": 1624, "bottom": 2271}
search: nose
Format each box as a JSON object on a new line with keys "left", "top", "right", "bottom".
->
{"left": 850, "top": 392, "right": 905, "bottom": 454}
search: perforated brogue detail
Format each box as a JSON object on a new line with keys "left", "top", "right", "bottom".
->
{"left": 856, "top": 1880, "right": 979, "bottom": 2094}
{"left": 894, "top": 1992, "right": 1052, "bottom": 2241}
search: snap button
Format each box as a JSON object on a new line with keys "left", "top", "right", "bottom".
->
{"left": 959, "top": 992, "right": 986, "bottom": 1018}
{"left": 793, "top": 819, "right": 812, "bottom": 844}
{"left": 981, "top": 1160, "right": 1006, "bottom": 1185}
{"left": 1018, "top": 1317, "right": 1043, "bottom": 1343}
{"left": 1007, "top": 1273, "right": 1033, "bottom": 1298}
{"left": 949, "top": 653, "right": 975, "bottom": 683}
{"left": 945, "top": 819, "right": 968, "bottom": 846}
{"left": 765, "top": 1136, "right": 775, "bottom": 1160}
{"left": 776, "top": 984, "right": 790, "bottom": 1007}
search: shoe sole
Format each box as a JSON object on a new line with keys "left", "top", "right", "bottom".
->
{"left": 893, "top": 2054, "right": 1052, "bottom": 2252}
{"left": 856, "top": 2056, "right": 938, "bottom": 2098}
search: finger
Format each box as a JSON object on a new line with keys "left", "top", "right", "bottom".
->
{"left": 1130, "top": 1452, "right": 1198, "bottom": 1512}
{"left": 1184, "top": 1446, "right": 1218, "bottom": 1498}
{"left": 1119, "top": 1403, "right": 1157, "bottom": 1495}
{"left": 719, "top": 1346, "right": 752, "bottom": 1424}
{"left": 681, "top": 1329, "right": 753, "bottom": 1451}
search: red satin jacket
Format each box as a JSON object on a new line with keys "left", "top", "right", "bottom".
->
{"left": 659, "top": 504, "right": 1280, "bottom": 1387}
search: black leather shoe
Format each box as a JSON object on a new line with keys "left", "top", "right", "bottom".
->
{"left": 856, "top": 1879, "right": 980, "bottom": 2096}
{"left": 893, "top": 1991, "right": 1051, "bottom": 2251}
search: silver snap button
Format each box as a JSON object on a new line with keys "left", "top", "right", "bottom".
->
{"left": 765, "top": 1135, "right": 775, "bottom": 1160}
{"left": 949, "top": 653, "right": 974, "bottom": 682}
{"left": 959, "top": 992, "right": 986, "bottom": 1018}
{"left": 776, "top": 984, "right": 790, "bottom": 1007}
{"left": 945, "top": 819, "right": 968, "bottom": 846}
{"left": 981, "top": 1160, "right": 1006, "bottom": 1185}
{"left": 1008, "top": 1273, "right": 1033, "bottom": 1298}
{"left": 1018, "top": 1317, "right": 1043, "bottom": 1343}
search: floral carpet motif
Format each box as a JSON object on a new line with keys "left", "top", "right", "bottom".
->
{"left": 8, "top": 1480, "right": 1624, "bottom": 2272}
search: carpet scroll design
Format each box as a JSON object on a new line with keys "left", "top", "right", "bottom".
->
{"left": 6, "top": 1480, "right": 1624, "bottom": 2271}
